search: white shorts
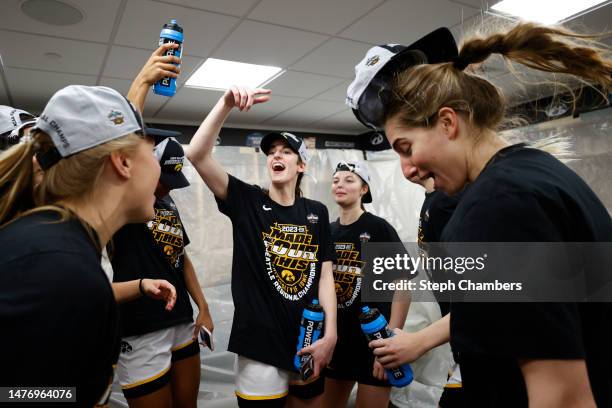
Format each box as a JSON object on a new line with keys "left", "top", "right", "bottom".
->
{"left": 117, "top": 322, "right": 199, "bottom": 398}
{"left": 235, "top": 355, "right": 324, "bottom": 402}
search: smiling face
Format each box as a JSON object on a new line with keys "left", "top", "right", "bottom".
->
{"left": 332, "top": 170, "right": 368, "bottom": 207}
{"left": 384, "top": 110, "right": 469, "bottom": 195}
{"left": 265, "top": 138, "right": 305, "bottom": 186}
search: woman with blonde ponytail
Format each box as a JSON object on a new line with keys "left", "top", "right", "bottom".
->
{"left": 0, "top": 85, "right": 167, "bottom": 407}
{"left": 348, "top": 23, "right": 612, "bottom": 408}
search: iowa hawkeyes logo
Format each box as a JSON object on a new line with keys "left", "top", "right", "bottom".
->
{"left": 366, "top": 55, "right": 380, "bottom": 66}
{"left": 163, "top": 245, "right": 174, "bottom": 256}
{"left": 108, "top": 109, "right": 125, "bottom": 125}
{"left": 281, "top": 269, "right": 296, "bottom": 282}
{"left": 335, "top": 282, "right": 342, "bottom": 294}
{"left": 174, "top": 163, "right": 183, "bottom": 171}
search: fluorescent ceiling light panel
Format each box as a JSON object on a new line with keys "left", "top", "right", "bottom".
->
{"left": 185, "top": 58, "right": 284, "bottom": 90}
{"left": 491, "top": 0, "right": 609, "bottom": 24}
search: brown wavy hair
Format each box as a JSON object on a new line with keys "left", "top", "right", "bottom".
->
{"left": 384, "top": 22, "right": 611, "bottom": 133}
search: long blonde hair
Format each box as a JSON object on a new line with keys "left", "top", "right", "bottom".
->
{"left": 0, "top": 131, "right": 143, "bottom": 228}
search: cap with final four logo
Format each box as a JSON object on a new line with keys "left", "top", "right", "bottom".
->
{"left": 32, "top": 85, "right": 146, "bottom": 170}
{"left": 155, "top": 137, "right": 190, "bottom": 190}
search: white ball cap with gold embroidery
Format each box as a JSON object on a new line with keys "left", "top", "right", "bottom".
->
{"left": 32, "top": 85, "right": 143, "bottom": 168}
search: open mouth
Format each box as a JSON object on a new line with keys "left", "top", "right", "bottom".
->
{"left": 272, "top": 162, "right": 285, "bottom": 172}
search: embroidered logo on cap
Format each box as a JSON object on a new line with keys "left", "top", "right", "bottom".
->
{"left": 366, "top": 55, "right": 380, "bottom": 66}
{"left": 108, "top": 110, "right": 125, "bottom": 125}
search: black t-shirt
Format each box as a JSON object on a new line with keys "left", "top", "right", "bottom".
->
{"left": 0, "top": 211, "right": 119, "bottom": 407}
{"left": 418, "top": 190, "right": 461, "bottom": 316}
{"left": 442, "top": 144, "right": 612, "bottom": 407}
{"left": 216, "top": 175, "right": 335, "bottom": 371}
{"left": 110, "top": 195, "right": 193, "bottom": 337}
{"left": 329, "top": 212, "right": 403, "bottom": 378}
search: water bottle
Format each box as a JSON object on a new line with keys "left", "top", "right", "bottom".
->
{"left": 153, "top": 19, "right": 183, "bottom": 97}
{"left": 294, "top": 299, "right": 324, "bottom": 371}
{"left": 359, "top": 306, "right": 413, "bottom": 387}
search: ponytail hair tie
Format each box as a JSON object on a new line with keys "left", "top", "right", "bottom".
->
{"left": 453, "top": 57, "right": 469, "bottom": 71}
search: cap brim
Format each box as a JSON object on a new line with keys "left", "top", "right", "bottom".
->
{"left": 146, "top": 127, "right": 183, "bottom": 144}
{"left": 160, "top": 171, "right": 190, "bottom": 190}
{"left": 260, "top": 132, "right": 299, "bottom": 155}
{"left": 353, "top": 28, "right": 458, "bottom": 129}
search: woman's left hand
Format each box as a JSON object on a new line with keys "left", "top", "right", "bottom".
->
{"left": 141, "top": 279, "right": 176, "bottom": 311}
{"left": 372, "top": 359, "right": 387, "bottom": 381}
{"left": 297, "top": 335, "right": 337, "bottom": 377}
{"left": 192, "top": 307, "right": 214, "bottom": 341}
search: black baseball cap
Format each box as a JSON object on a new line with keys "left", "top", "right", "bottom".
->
{"left": 260, "top": 131, "right": 308, "bottom": 163}
{"left": 145, "top": 126, "right": 182, "bottom": 145}
{"left": 346, "top": 27, "right": 458, "bottom": 129}
{"left": 154, "top": 137, "right": 190, "bottom": 190}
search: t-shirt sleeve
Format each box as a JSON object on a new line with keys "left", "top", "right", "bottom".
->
{"left": 318, "top": 204, "right": 336, "bottom": 263}
{"left": 215, "top": 174, "right": 260, "bottom": 221}
{"left": 450, "top": 190, "right": 584, "bottom": 359}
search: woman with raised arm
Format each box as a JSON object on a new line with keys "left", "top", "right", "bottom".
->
{"left": 185, "top": 87, "right": 337, "bottom": 407}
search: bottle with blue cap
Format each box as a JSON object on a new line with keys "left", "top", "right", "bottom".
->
{"left": 153, "top": 19, "right": 183, "bottom": 97}
{"left": 359, "top": 305, "right": 413, "bottom": 387}
{"left": 294, "top": 299, "right": 324, "bottom": 371}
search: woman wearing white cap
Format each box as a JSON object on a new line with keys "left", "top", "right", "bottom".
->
{"left": 348, "top": 23, "right": 612, "bottom": 407}
{"left": 323, "top": 161, "right": 409, "bottom": 408}
{"left": 186, "top": 87, "right": 337, "bottom": 407}
{"left": 0, "top": 85, "right": 171, "bottom": 407}
{"left": 109, "top": 137, "right": 213, "bottom": 408}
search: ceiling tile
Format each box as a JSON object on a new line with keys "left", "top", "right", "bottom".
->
{"left": 263, "top": 99, "right": 346, "bottom": 128}
{"left": 339, "top": 0, "right": 480, "bottom": 45}
{"left": 0, "top": 31, "right": 107, "bottom": 75}
{"left": 115, "top": 0, "right": 238, "bottom": 57}
{"left": 0, "top": 0, "right": 122, "bottom": 42}
{"left": 102, "top": 45, "right": 202, "bottom": 80}
{"left": 267, "top": 71, "right": 345, "bottom": 98}
{"left": 5, "top": 67, "right": 96, "bottom": 112}
{"left": 291, "top": 38, "right": 371, "bottom": 78}
{"left": 312, "top": 80, "right": 352, "bottom": 103}
{"left": 213, "top": 20, "right": 328, "bottom": 67}
{"left": 226, "top": 94, "right": 306, "bottom": 124}
{"left": 248, "top": 0, "right": 381, "bottom": 34}
{"left": 154, "top": 87, "right": 225, "bottom": 122}
{"left": 311, "top": 107, "right": 367, "bottom": 132}
{"left": 152, "top": 0, "right": 258, "bottom": 16}
{"left": 98, "top": 77, "right": 168, "bottom": 118}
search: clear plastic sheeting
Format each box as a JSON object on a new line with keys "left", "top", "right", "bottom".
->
{"left": 503, "top": 106, "right": 612, "bottom": 214}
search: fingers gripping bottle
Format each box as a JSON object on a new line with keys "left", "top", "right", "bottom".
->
{"left": 359, "top": 306, "right": 413, "bottom": 387}
{"left": 153, "top": 19, "right": 183, "bottom": 97}
{"left": 294, "top": 299, "right": 324, "bottom": 371}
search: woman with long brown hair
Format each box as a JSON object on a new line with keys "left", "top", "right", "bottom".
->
{"left": 348, "top": 23, "right": 612, "bottom": 407}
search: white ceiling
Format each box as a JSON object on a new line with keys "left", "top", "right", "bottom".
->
{"left": 1, "top": 0, "right": 610, "bottom": 134}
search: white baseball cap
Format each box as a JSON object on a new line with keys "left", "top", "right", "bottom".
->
{"left": 346, "top": 28, "right": 458, "bottom": 130}
{"left": 32, "top": 85, "right": 145, "bottom": 170}
{"left": 334, "top": 161, "right": 373, "bottom": 203}
{"left": 0, "top": 105, "right": 36, "bottom": 136}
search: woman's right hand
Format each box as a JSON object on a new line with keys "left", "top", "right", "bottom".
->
{"left": 222, "top": 86, "right": 271, "bottom": 112}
